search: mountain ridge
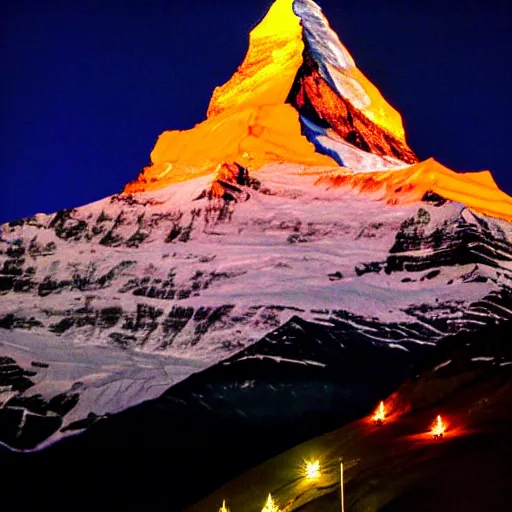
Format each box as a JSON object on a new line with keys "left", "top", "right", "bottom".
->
{"left": 121, "top": 0, "right": 512, "bottom": 225}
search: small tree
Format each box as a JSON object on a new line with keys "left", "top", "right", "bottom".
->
{"left": 261, "top": 494, "right": 280, "bottom": 512}
{"left": 219, "top": 500, "right": 230, "bottom": 512}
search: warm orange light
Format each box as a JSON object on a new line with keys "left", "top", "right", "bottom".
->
{"left": 121, "top": 0, "right": 512, "bottom": 226}
{"left": 372, "top": 401, "right": 386, "bottom": 425}
{"left": 261, "top": 493, "right": 280, "bottom": 512}
{"left": 207, "top": 0, "right": 303, "bottom": 118}
{"left": 123, "top": 104, "right": 336, "bottom": 194}
{"left": 312, "top": 158, "right": 512, "bottom": 223}
{"left": 303, "top": 459, "right": 321, "bottom": 480}
{"left": 431, "top": 415, "right": 446, "bottom": 439}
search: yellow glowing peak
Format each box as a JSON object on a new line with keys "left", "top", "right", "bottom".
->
{"left": 122, "top": 0, "right": 512, "bottom": 227}
{"left": 206, "top": 0, "right": 303, "bottom": 118}
{"left": 122, "top": 0, "right": 331, "bottom": 195}
{"left": 252, "top": 0, "right": 298, "bottom": 37}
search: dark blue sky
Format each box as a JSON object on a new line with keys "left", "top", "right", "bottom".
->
{"left": 1, "top": 0, "right": 511, "bottom": 223}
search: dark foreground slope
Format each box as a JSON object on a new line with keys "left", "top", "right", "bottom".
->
{"left": 0, "top": 316, "right": 419, "bottom": 512}
{"left": 189, "top": 321, "right": 512, "bottom": 512}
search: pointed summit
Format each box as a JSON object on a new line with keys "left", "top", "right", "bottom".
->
{"left": 204, "top": 0, "right": 416, "bottom": 165}
{"left": 123, "top": 0, "right": 512, "bottom": 223}
{"left": 207, "top": 0, "right": 304, "bottom": 117}
{"left": 124, "top": 0, "right": 417, "bottom": 195}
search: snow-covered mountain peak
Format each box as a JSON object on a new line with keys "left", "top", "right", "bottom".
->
{"left": 124, "top": 0, "right": 418, "bottom": 195}
{"left": 121, "top": 0, "right": 511, "bottom": 224}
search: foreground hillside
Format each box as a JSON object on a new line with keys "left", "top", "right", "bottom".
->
{"left": 1, "top": 320, "right": 510, "bottom": 511}
{"left": 189, "top": 320, "right": 512, "bottom": 511}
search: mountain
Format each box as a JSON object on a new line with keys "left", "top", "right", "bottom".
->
{"left": 0, "top": 0, "right": 511, "bottom": 510}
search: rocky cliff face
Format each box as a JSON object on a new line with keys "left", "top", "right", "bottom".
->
{"left": 288, "top": 51, "right": 418, "bottom": 164}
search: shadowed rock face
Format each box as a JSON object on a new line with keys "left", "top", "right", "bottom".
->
{"left": 287, "top": 49, "right": 418, "bottom": 164}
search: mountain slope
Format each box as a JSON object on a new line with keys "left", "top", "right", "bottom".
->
{"left": 121, "top": 0, "right": 512, "bottom": 226}
{"left": 1, "top": 163, "right": 511, "bottom": 450}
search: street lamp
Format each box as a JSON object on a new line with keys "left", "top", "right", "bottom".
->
{"left": 303, "top": 459, "right": 321, "bottom": 480}
{"left": 340, "top": 461, "right": 345, "bottom": 512}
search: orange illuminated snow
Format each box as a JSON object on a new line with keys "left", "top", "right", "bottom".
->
{"left": 124, "top": 104, "right": 336, "bottom": 194}
{"left": 124, "top": 0, "right": 404, "bottom": 194}
{"left": 207, "top": 0, "right": 303, "bottom": 118}
{"left": 123, "top": 0, "right": 512, "bottom": 224}
{"left": 312, "top": 158, "right": 512, "bottom": 222}
{"left": 123, "top": 0, "right": 335, "bottom": 194}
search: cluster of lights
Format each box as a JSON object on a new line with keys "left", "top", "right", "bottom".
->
{"left": 218, "top": 404, "right": 449, "bottom": 511}
{"left": 371, "top": 401, "right": 447, "bottom": 439}
{"left": 219, "top": 493, "right": 282, "bottom": 512}
{"left": 218, "top": 459, "right": 321, "bottom": 512}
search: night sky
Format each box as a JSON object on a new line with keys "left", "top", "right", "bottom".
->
{"left": 1, "top": 0, "right": 511, "bottom": 223}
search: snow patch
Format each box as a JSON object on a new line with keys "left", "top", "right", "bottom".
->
{"left": 433, "top": 360, "right": 452, "bottom": 372}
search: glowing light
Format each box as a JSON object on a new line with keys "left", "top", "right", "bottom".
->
{"left": 219, "top": 500, "right": 230, "bottom": 512}
{"left": 372, "top": 401, "right": 386, "bottom": 425}
{"left": 303, "top": 459, "right": 321, "bottom": 480}
{"left": 431, "top": 415, "right": 446, "bottom": 439}
{"left": 261, "top": 493, "right": 280, "bottom": 512}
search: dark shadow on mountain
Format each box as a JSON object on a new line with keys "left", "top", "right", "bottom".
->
{"left": 189, "top": 320, "right": 512, "bottom": 511}
{"left": 0, "top": 315, "right": 427, "bottom": 511}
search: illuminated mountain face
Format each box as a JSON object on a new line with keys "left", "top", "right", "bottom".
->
{"left": 0, "top": 0, "right": 511, "bottom": 460}
{"left": 122, "top": 0, "right": 512, "bottom": 224}
{"left": 123, "top": 0, "right": 417, "bottom": 195}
